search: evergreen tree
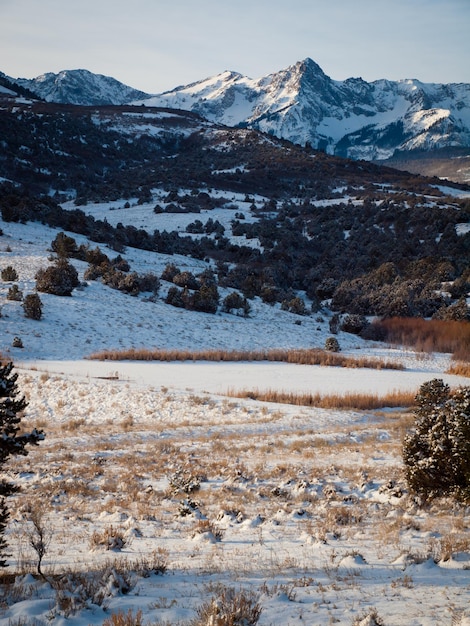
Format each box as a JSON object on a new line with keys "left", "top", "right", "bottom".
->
{"left": 0, "top": 362, "right": 45, "bottom": 566}
{"left": 403, "top": 379, "right": 470, "bottom": 501}
{"left": 23, "top": 293, "right": 43, "bottom": 319}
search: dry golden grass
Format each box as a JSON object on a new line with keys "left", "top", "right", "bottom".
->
{"left": 226, "top": 388, "right": 416, "bottom": 410}
{"left": 446, "top": 361, "right": 470, "bottom": 378}
{"left": 87, "top": 347, "right": 404, "bottom": 370}
{"left": 373, "top": 317, "right": 470, "bottom": 361}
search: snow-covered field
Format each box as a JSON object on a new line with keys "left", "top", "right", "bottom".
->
{"left": 1, "top": 214, "right": 469, "bottom": 625}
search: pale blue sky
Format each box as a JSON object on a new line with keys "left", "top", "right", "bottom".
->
{"left": 1, "top": 0, "right": 469, "bottom": 92}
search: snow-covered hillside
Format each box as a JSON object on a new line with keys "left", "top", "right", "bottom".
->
{"left": 0, "top": 204, "right": 355, "bottom": 363}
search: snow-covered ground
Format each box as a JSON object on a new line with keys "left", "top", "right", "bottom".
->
{"left": 1, "top": 215, "right": 469, "bottom": 625}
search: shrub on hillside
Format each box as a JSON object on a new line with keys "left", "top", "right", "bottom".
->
{"left": 190, "top": 284, "right": 219, "bottom": 313}
{"left": 51, "top": 232, "right": 78, "bottom": 258}
{"left": 102, "top": 268, "right": 140, "bottom": 296}
{"left": 85, "top": 247, "right": 109, "bottom": 266}
{"left": 1, "top": 266, "right": 18, "bottom": 282}
{"left": 325, "top": 337, "right": 340, "bottom": 352}
{"left": 23, "top": 293, "right": 43, "bottom": 320}
{"left": 260, "top": 285, "right": 279, "bottom": 305}
{"left": 332, "top": 274, "right": 446, "bottom": 318}
{"left": 403, "top": 379, "right": 470, "bottom": 502}
{"left": 84, "top": 261, "right": 110, "bottom": 281}
{"left": 281, "top": 297, "right": 308, "bottom": 316}
{"left": 165, "top": 283, "right": 219, "bottom": 314}
{"left": 173, "top": 271, "right": 199, "bottom": 290}
{"left": 198, "top": 268, "right": 217, "bottom": 287}
{"left": 315, "top": 277, "right": 338, "bottom": 300}
{"left": 166, "top": 286, "right": 185, "bottom": 308}
{"left": 7, "top": 285, "right": 23, "bottom": 301}
{"left": 136, "top": 272, "right": 160, "bottom": 294}
{"left": 161, "top": 263, "right": 180, "bottom": 282}
{"left": 432, "top": 298, "right": 469, "bottom": 322}
{"left": 36, "top": 259, "right": 79, "bottom": 296}
{"left": 329, "top": 313, "right": 341, "bottom": 334}
{"left": 222, "top": 291, "right": 251, "bottom": 317}
{"left": 340, "top": 314, "right": 368, "bottom": 335}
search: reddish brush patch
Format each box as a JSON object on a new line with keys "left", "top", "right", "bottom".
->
{"left": 371, "top": 317, "right": 470, "bottom": 362}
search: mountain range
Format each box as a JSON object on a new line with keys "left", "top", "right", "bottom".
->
{"left": 3, "top": 59, "right": 470, "bottom": 182}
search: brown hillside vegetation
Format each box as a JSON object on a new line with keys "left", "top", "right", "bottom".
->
{"left": 371, "top": 318, "right": 470, "bottom": 362}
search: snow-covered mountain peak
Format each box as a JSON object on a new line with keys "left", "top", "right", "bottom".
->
{"left": 136, "top": 58, "right": 470, "bottom": 160}
{"left": 12, "top": 68, "right": 152, "bottom": 106}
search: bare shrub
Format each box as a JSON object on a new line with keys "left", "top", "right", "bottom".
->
{"left": 427, "top": 532, "right": 470, "bottom": 562}
{"left": 129, "top": 548, "right": 168, "bottom": 576}
{"left": 352, "top": 607, "right": 385, "bottom": 625}
{"left": 102, "top": 609, "right": 143, "bottom": 626}
{"left": 169, "top": 469, "right": 201, "bottom": 495}
{"left": 192, "top": 586, "right": 261, "bottom": 626}
{"left": 26, "top": 504, "right": 52, "bottom": 577}
{"left": 192, "top": 519, "right": 224, "bottom": 542}
{"left": 51, "top": 562, "right": 134, "bottom": 615}
{"left": 90, "top": 526, "right": 128, "bottom": 551}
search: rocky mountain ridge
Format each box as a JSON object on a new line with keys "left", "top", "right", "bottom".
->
{"left": 9, "top": 68, "right": 151, "bottom": 106}
{"left": 3, "top": 60, "right": 470, "bottom": 181}
{"left": 139, "top": 58, "right": 470, "bottom": 164}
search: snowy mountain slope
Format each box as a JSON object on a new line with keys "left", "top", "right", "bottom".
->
{"left": 0, "top": 216, "right": 352, "bottom": 362}
{"left": 11, "top": 69, "right": 151, "bottom": 105}
{"left": 138, "top": 58, "right": 470, "bottom": 161}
